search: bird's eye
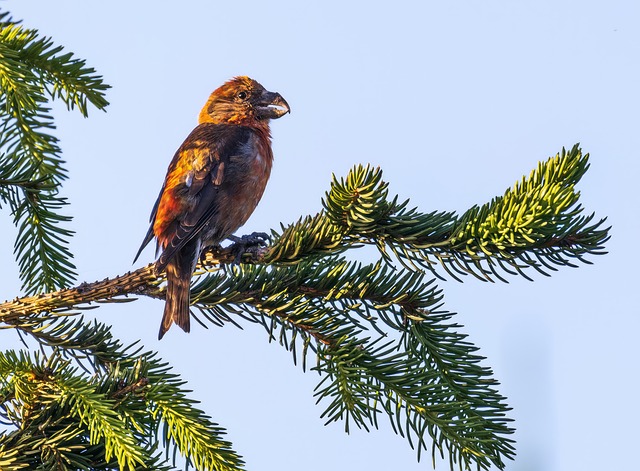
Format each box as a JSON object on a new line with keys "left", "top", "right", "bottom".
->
{"left": 237, "top": 91, "right": 249, "bottom": 100}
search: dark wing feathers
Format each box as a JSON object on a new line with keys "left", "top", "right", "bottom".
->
{"left": 134, "top": 124, "right": 251, "bottom": 266}
{"left": 156, "top": 181, "right": 219, "bottom": 271}
{"left": 133, "top": 185, "right": 165, "bottom": 264}
{"left": 133, "top": 225, "right": 155, "bottom": 264}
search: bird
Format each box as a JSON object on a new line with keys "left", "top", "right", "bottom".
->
{"left": 134, "top": 76, "right": 290, "bottom": 339}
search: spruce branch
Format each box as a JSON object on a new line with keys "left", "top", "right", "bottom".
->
{"left": 0, "top": 144, "right": 609, "bottom": 470}
{"left": 193, "top": 144, "right": 607, "bottom": 289}
{"left": 190, "top": 260, "right": 515, "bottom": 469}
{"left": 0, "top": 350, "right": 146, "bottom": 470}
{"left": 0, "top": 249, "right": 244, "bottom": 471}
{"left": 0, "top": 10, "right": 109, "bottom": 294}
{"left": 146, "top": 356, "right": 245, "bottom": 471}
{"left": 0, "top": 336, "right": 245, "bottom": 471}
{"left": 265, "top": 144, "right": 609, "bottom": 283}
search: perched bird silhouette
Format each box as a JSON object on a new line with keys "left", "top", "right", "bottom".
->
{"left": 134, "top": 76, "right": 290, "bottom": 339}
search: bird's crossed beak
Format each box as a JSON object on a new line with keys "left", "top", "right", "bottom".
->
{"left": 255, "top": 90, "right": 290, "bottom": 120}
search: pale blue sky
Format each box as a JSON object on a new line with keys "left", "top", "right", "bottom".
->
{"left": 1, "top": 1, "right": 639, "bottom": 470}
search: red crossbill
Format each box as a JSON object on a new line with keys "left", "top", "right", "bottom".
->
{"left": 134, "top": 76, "right": 289, "bottom": 339}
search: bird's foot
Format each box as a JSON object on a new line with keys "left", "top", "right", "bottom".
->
{"left": 228, "top": 232, "right": 271, "bottom": 264}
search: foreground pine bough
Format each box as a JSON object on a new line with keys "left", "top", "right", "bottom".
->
{"left": 1, "top": 144, "right": 608, "bottom": 471}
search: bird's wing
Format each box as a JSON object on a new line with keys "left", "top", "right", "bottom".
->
{"left": 136, "top": 124, "right": 252, "bottom": 269}
{"left": 132, "top": 186, "right": 163, "bottom": 264}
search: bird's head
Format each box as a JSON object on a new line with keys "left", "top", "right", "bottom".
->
{"left": 198, "top": 76, "right": 290, "bottom": 126}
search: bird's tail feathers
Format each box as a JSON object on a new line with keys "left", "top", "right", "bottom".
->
{"left": 158, "top": 254, "right": 193, "bottom": 339}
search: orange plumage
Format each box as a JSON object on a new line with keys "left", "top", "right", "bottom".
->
{"left": 135, "top": 76, "right": 289, "bottom": 339}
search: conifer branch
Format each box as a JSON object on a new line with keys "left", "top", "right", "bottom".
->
{"left": 0, "top": 350, "right": 146, "bottom": 470}
{"left": 0, "top": 10, "right": 109, "bottom": 294}
{"left": 0, "top": 143, "right": 609, "bottom": 470}
{"left": 147, "top": 357, "right": 245, "bottom": 471}
{"left": 265, "top": 144, "right": 609, "bottom": 283}
{"left": 0, "top": 333, "right": 246, "bottom": 471}
{"left": 189, "top": 260, "right": 515, "bottom": 469}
